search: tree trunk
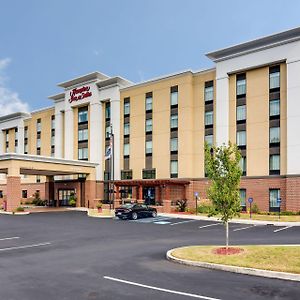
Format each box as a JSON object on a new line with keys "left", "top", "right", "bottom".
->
{"left": 225, "top": 221, "right": 229, "bottom": 250}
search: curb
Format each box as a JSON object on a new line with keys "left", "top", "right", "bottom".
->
{"left": 166, "top": 248, "right": 300, "bottom": 282}
{"left": 159, "top": 213, "right": 300, "bottom": 226}
{"left": 0, "top": 210, "right": 30, "bottom": 215}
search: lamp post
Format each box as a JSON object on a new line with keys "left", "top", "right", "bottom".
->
{"left": 108, "top": 123, "right": 115, "bottom": 210}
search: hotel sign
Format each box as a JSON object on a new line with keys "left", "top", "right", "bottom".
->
{"left": 69, "top": 86, "right": 92, "bottom": 103}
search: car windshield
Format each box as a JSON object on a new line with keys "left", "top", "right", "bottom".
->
{"left": 120, "top": 204, "right": 134, "bottom": 209}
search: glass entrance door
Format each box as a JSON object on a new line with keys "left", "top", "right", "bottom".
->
{"left": 58, "top": 189, "right": 75, "bottom": 206}
{"left": 143, "top": 187, "right": 155, "bottom": 205}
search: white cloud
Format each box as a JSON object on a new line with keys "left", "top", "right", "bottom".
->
{"left": 0, "top": 58, "right": 29, "bottom": 116}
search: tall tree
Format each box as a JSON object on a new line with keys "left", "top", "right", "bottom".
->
{"left": 204, "top": 142, "right": 242, "bottom": 248}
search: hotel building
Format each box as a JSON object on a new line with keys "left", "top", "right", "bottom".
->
{"left": 1, "top": 27, "right": 300, "bottom": 212}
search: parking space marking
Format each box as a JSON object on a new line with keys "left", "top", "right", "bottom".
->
{"left": 233, "top": 225, "right": 257, "bottom": 232}
{"left": 170, "top": 220, "right": 197, "bottom": 226}
{"left": 0, "top": 237, "right": 20, "bottom": 241}
{"left": 0, "top": 242, "right": 51, "bottom": 252}
{"left": 103, "top": 276, "right": 222, "bottom": 300}
{"left": 154, "top": 221, "right": 171, "bottom": 225}
{"left": 199, "top": 223, "right": 221, "bottom": 229}
{"left": 130, "top": 217, "right": 172, "bottom": 224}
{"left": 274, "top": 226, "right": 292, "bottom": 233}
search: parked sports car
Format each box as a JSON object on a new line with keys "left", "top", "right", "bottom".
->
{"left": 115, "top": 203, "right": 157, "bottom": 220}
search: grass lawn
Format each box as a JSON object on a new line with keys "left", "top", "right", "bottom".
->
{"left": 171, "top": 246, "right": 300, "bottom": 274}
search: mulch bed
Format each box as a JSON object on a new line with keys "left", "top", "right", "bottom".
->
{"left": 212, "top": 247, "right": 244, "bottom": 255}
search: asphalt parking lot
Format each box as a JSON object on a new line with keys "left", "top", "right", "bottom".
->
{"left": 0, "top": 212, "right": 299, "bottom": 300}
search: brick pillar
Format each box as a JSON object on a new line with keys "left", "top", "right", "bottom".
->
{"left": 138, "top": 185, "right": 143, "bottom": 201}
{"left": 6, "top": 176, "right": 21, "bottom": 212}
{"left": 45, "top": 176, "right": 55, "bottom": 206}
{"left": 85, "top": 180, "right": 97, "bottom": 208}
{"left": 116, "top": 185, "right": 120, "bottom": 200}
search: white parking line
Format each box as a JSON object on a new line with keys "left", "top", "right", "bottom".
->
{"left": 0, "top": 242, "right": 51, "bottom": 252}
{"left": 0, "top": 237, "right": 20, "bottom": 241}
{"left": 170, "top": 220, "right": 197, "bottom": 226}
{"left": 274, "top": 226, "right": 292, "bottom": 233}
{"left": 104, "top": 276, "right": 221, "bottom": 300}
{"left": 199, "top": 223, "right": 221, "bottom": 229}
{"left": 233, "top": 225, "right": 256, "bottom": 232}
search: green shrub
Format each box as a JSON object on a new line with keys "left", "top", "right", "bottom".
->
{"left": 68, "top": 199, "right": 76, "bottom": 207}
{"left": 15, "top": 206, "right": 24, "bottom": 212}
{"left": 250, "top": 203, "right": 260, "bottom": 214}
{"left": 197, "top": 204, "right": 213, "bottom": 214}
{"left": 177, "top": 199, "right": 187, "bottom": 212}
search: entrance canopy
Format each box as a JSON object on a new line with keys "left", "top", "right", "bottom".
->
{"left": 0, "top": 153, "right": 98, "bottom": 211}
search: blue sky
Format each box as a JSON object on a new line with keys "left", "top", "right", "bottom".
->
{"left": 0, "top": 0, "right": 300, "bottom": 113}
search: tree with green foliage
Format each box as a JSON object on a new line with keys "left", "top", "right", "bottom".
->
{"left": 205, "top": 142, "right": 242, "bottom": 248}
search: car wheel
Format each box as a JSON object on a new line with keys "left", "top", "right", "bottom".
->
{"left": 131, "top": 212, "right": 138, "bottom": 220}
{"left": 151, "top": 211, "right": 157, "bottom": 218}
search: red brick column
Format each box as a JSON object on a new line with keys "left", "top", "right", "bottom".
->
{"left": 6, "top": 176, "right": 21, "bottom": 212}
{"left": 138, "top": 185, "right": 143, "bottom": 200}
{"left": 85, "top": 180, "right": 97, "bottom": 208}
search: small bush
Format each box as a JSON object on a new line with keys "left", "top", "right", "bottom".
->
{"left": 250, "top": 203, "right": 260, "bottom": 214}
{"left": 177, "top": 199, "right": 187, "bottom": 212}
{"left": 96, "top": 202, "right": 102, "bottom": 209}
{"left": 15, "top": 206, "right": 24, "bottom": 212}
{"left": 68, "top": 199, "right": 76, "bottom": 207}
{"left": 24, "top": 201, "right": 32, "bottom": 205}
{"left": 197, "top": 204, "right": 213, "bottom": 214}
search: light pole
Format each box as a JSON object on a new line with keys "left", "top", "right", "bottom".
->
{"left": 108, "top": 123, "right": 115, "bottom": 210}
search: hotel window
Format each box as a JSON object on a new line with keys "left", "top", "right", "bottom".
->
{"left": 124, "top": 123, "right": 130, "bottom": 136}
{"left": 142, "top": 169, "right": 156, "bottom": 179}
{"left": 170, "top": 86, "right": 178, "bottom": 107}
{"left": 24, "top": 127, "right": 28, "bottom": 139}
{"left": 170, "top": 114, "right": 178, "bottom": 129}
{"left": 105, "top": 105, "right": 111, "bottom": 120}
{"left": 170, "top": 137, "right": 178, "bottom": 153}
{"left": 205, "top": 135, "right": 213, "bottom": 146}
{"left": 239, "top": 156, "right": 247, "bottom": 176}
{"left": 146, "top": 93, "right": 153, "bottom": 112}
{"left": 51, "top": 136, "right": 55, "bottom": 146}
{"left": 236, "top": 105, "right": 246, "bottom": 121}
{"left": 204, "top": 81, "right": 214, "bottom": 102}
{"left": 205, "top": 111, "right": 213, "bottom": 127}
{"left": 170, "top": 160, "right": 178, "bottom": 178}
{"left": 145, "top": 119, "right": 152, "bottom": 133}
{"left": 270, "top": 127, "right": 280, "bottom": 144}
{"left": 145, "top": 140, "right": 152, "bottom": 155}
{"left": 36, "top": 138, "right": 41, "bottom": 148}
{"left": 36, "top": 176, "right": 41, "bottom": 183}
{"left": 5, "top": 130, "right": 9, "bottom": 142}
{"left": 51, "top": 146, "right": 55, "bottom": 157}
{"left": 236, "top": 74, "right": 246, "bottom": 96}
{"left": 78, "top": 128, "right": 88, "bottom": 141}
{"left": 22, "top": 190, "right": 27, "bottom": 198}
{"left": 51, "top": 115, "right": 55, "bottom": 129}
{"left": 240, "top": 189, "right": 246, "bottom": 211}
{"left": 105, "top": 125, "right": 111, "bottom": 139}
{"left": 36, "top": 119, "right": 41, "bottom": 133}
{"left": 270, "top": 99, "right": 280, "bottom": 117}
{"left": 269, "top": 189, "right": 280, "bottom": 211}
{"left": 269, "top": 66, "right": 280, "bottom": 90}
{"left": 236, "top": 131, "right": 246, "bottom": 147}
{"left": 121, "top": 170, "right": 132, "bottom": 180}
{"left": 14, "top": 128, "right": 18, "bottom": 153}
{"left": 123, "top": 143, "right": 130, "bottom": 157}
{"left": 24, "top": 143, "right": 28, "bottom": 154}
{"left": 124, "top": 100, "right": 130, "bottom": 116}
{"left": 78, "top": 107, "right": 88, "bottom": 123}
{"left": 270, "top": 154, "right": 280, "bottom": 174}
{"left": 78, "top": 148, "right": 88, "bottom": 160}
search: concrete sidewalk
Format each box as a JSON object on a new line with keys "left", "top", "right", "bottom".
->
{"left": 159, "top": 213, "right": 300, "bottom": 226}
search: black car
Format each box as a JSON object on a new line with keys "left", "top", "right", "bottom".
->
{"left": 115, "top": 203, "right": 157, "bottom": 220}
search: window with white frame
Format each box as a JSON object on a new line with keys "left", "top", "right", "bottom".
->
{"left": 145, "top": 119, "right": 152, "bottom": 133}
{"left": 240, "top": 189, "right": 246, "bottom": 207}
{"left": 170, "top": 137, "right": 178, "bottom": 152}
{"left": 171, "top": 89, "right": 178, "bottom": 106}
{"left": 270, "top": 154, "right": 280, "bottom": 171}
{"left": 269, "top": 189, "right": 280, "bottom": 209}
{"left": 78, "top": 109, "right": 88, "bottom": 123}
{"left": 124, "top": 101, "right": 130, "bottom": 115}
{"left": 270, "top": 71, "right": 280, "bottom": 89}
{"left": 170, "top": 114, "right": 178, "bottom": 129}
{"left": 145, "top": 140, "right": 152, "bottom": 154}
{"left": 236, "top": 131, "right": 246, "bottom": 146}
{"left": 36, "top": 138, "right": 41, "bottom": 148}
{"left": 270, "top": 99, "right": 280, "bottom": 116}
{"left": 36, "top": 119, "right": 41, "bottom": 132}
{"left": 239, "top": 156, "right": 246, "bottom": 174}
{"left": 204, "top": 85, "right": 213, "bottom": 102}
{"left": 78, "top": 148, "right": 88, "bottom": 160}
{"left": 123, "top": 143, "right": 130, "bottom": 156}
{"left": 124, "top": 123, "right": 130, "bottom": 136}
{"left": 236, "top": 105, "right": 246, "bottom": 121}
{"left": 236, "top": 77, "right": 246, "bottom": 96}
{"left": 205, "top": 111, "right": 213, "bottom": 126}
{"left": 170, "top": 160, "right": 178, "bottom": 176}
{"left": 105, "top": 125, "right": 111, "bottom": 139}
{"left": 205, "top": 135, "right": 213, "bottom": 146}
{"left": 146, "top": 96, "right": 152, "bottom": 111}
{"left": 270, "top": 127, "right": 280, "bottom": 144}
{"left": 78, "top": 129, "right": 88, "bottom": 141}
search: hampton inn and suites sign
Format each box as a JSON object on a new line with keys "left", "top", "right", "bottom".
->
{"left": 69, "top": 86, "right": 92, "bottom": 103}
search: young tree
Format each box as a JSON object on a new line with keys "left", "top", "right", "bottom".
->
{"left": 204, "top": 142, "right": 242, "bottom": 248}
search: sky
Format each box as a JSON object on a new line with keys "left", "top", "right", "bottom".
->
{"left": 0, "top": 0, "right": 300, "bottom": 113}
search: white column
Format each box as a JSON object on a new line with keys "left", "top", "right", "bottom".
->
{"left": 64, "top": 108, "right": 74, "bottom": 160}
{"left": 286, "top": 58, "right": 300, "bottom": 174}
{"left": 89, "top": 102, "right": 103, "bottom": 180}
{"left": 17, "top": 125, "right": 24, "bottom": 154}
{"left": 111, "top": 98, "right": 121, "bottom": 180}
{"left": 215, "top": 75, "right": 229, "bottom": 146}
{"left": 55, "top": 111, "right": 64, "bottom": 158}
{"left": 0, "top": 130, "right": 4, "bottom": 154}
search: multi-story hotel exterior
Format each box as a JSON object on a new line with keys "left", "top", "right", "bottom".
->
{"left": 1, "top": 26, "right": 300, "bottom": 212}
